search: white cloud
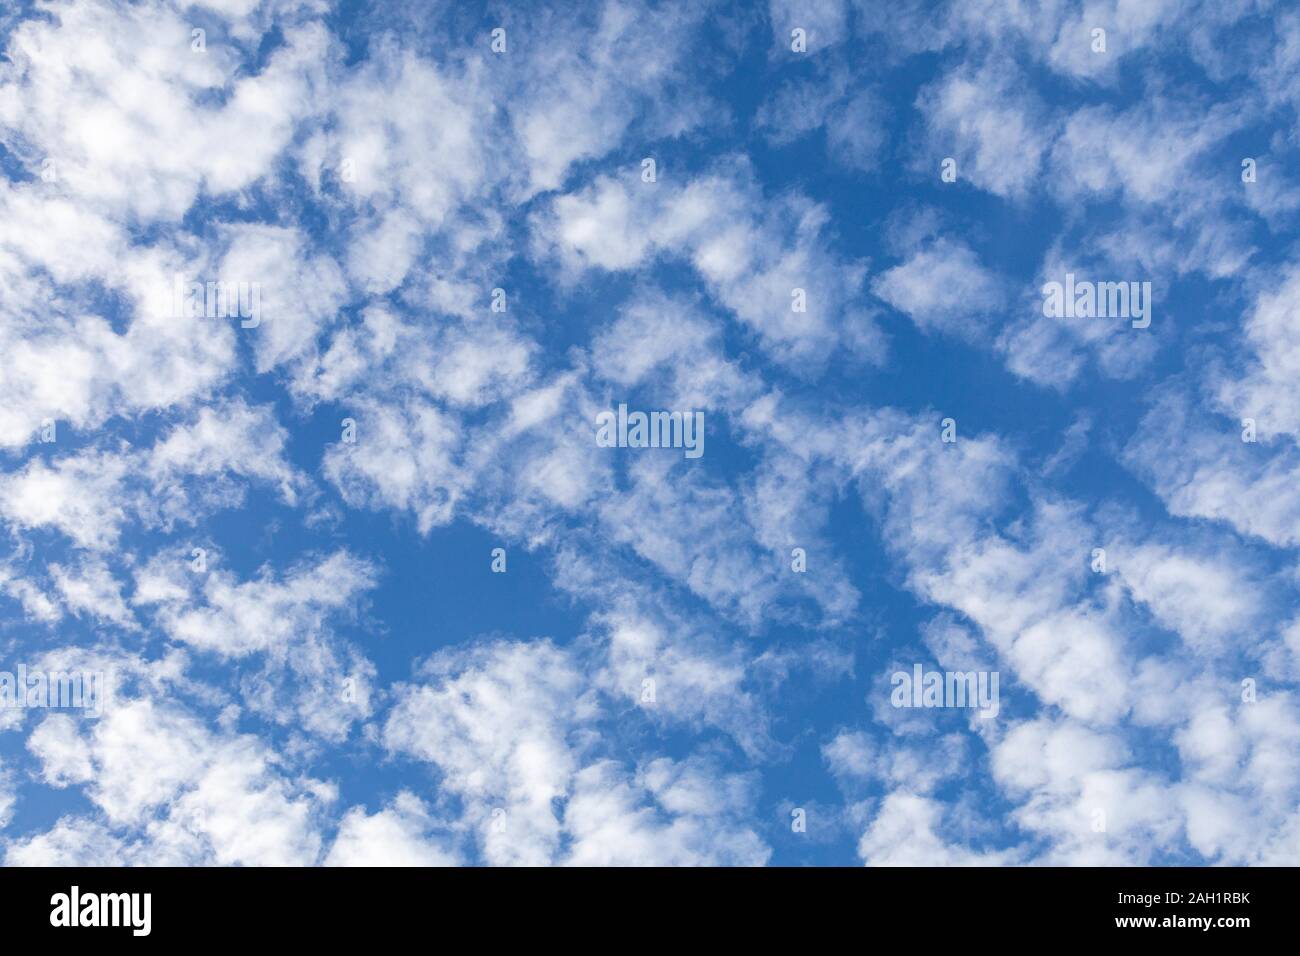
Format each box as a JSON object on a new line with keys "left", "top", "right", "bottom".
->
{"left": 858, "top": 792, "right": 1015, "bottom": 866}
{"left": 49, "top": 558, "right": 136, "bottom": 629}
{"left": 534, "top": 162, "right": 883, "bottom": 371}
{"left": 1215, "top": 264, "right": 1300, "bottom": 441}
{"left": 564, "top": 758, "right": 768, "bottom": 866}
{"left": 0, "top": 0, "right": 327, "bottom": 221}
{"left": 137, "top": 549, "right": 377, "bottom": 740}
{"left": 325, "top": 792, "right": 459, "bottom": 866}
{"left": 1114, "top": 543, "right": 1262, "bottom": 654}
{"left": 383, "top": 639, "right": 593, "bottom": 866}
{"left": 382, "top": 636, "right": 774, "bottom": 865}
{"left": 0, "top": 448, "right": 132, "bottom": 549}
{"left": 873, "top": 238, "right": 1004, "bottom": 340}
{"left": 1125, "top": 386, "right": 1300, "bottom": 549}
{"left": 18, "top": 697, "right": 333, "bottom": 865}
{"left": 915, "top": 60, "right": 1052, "bottom": 200}
{"left": 0, "top": 400, "right": 305, "bottom": 548}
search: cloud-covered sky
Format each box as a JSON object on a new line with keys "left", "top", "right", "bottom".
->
{"left": 0, "top": 0, "right": 1298, "bottom": 866}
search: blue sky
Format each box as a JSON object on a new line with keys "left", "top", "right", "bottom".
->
{"left": 0, "top": 0, "right": 1297, "bottom": 866}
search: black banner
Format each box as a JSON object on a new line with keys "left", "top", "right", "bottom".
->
{"left": 0, "top": 866, "right": 1282, "bottom": 942}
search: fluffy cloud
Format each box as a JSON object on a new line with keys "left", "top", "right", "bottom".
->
{"left": 534, "top": 161, "right": 884, "bottom": 370}
{"left": 14, "top": 698, "right": 334, "bottom": 865}
{"left": 0, "top": 400, "right": 305, "bottom": 548}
